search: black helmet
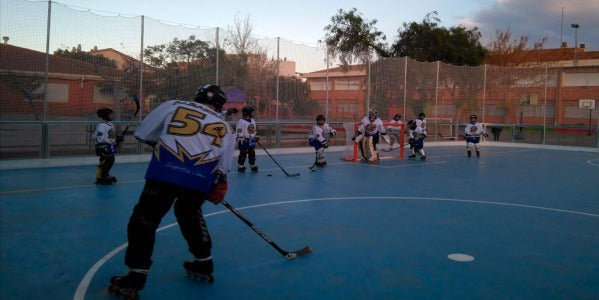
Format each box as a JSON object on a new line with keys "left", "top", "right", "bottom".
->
{"left": 242, "top": 106, "right": 255, "bottom": 116}
{"left": 470, "top": 114, "right": 477, "bottom": 119}
{"left": 407, "top": 120, "right": 417, "bottom": 129}
{"left": 393, "top": 113, "right": 401, "bottom": 120}
{"left": 194, "top": 84, "right": 227, "bottom": 112}
{"left": 418, "top": 112, "right": 426, "bottom": 118}
{"left": 316, "top": 114, "right": 326, "bottom": 122}
{"left": 97, "top": 107, "right": 113, "bottom": 120}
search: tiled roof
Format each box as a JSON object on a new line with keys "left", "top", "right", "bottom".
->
{"left": 0, "top": 44, "right": 120, "bottom": 76}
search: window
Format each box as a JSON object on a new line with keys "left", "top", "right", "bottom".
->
{"left": 334, "top": 80, "right": 360, "bottom": 90}
{"left": 562, "top": 73, "right": 599, "bottom": 87}
{"left": 309, "top": 81, "right": 331, "bottom": 91}
{"left": 26, "top": 83, "right": 69, "bottom": 103}
{"left": 336, "top": 102, "right": 359, "bottom": 113}
{"left": 93, "top": 84, "right": 113, "bottom": 104}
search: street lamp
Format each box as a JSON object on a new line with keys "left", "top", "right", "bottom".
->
{"left": 571, "top": 23, "right": 579, "bottom": 66}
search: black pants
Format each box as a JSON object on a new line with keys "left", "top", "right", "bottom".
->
{"left": 95, "top": 145, "right": 115, "bottom": 180}
{"left": 238, "top": 146, "right": 256, "bottom": 166}
{"left": 125, "top": 180, "right": 211, "bottom": 270}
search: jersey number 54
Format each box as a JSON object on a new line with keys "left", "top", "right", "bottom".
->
{"left": 167, "top": 107, "right": 228, "bottom": 147}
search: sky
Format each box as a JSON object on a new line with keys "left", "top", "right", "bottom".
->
{"left": 1, "top": 0, "right": 598, "bottom": 72}
{"left": 28, "top": 0, "right": 598, "bottom": 49}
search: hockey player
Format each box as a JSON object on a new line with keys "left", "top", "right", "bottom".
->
{"left": 94, "top": 107, "right": 123, "bottom": 185}
{"left": 464, "top": 114, "right": 488, "bottom": 157}
{"left": 353, "top": 108, "right": 386, "bottom": 163}
{"left": 385, "top": 113, "right": 403, "bottom": 151}
{"left": 415, "top": 112, "right": 427, "bottom": 131}
{"left": 309, "top": 114, "right": 336, "bottom": 167}
{"left": 108, "top": 84, "right": 235, "bottom": 299}
{"left": 236, "top": 106, "right": 259, "bottom": 172}
{"left": 407, "top": 119, "right": 427, "bottom": 160}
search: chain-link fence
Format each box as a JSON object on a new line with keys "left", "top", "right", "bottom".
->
{"left": 1, "top": 0, "right": 598, "bottom": 159}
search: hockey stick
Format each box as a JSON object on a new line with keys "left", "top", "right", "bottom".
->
{"left": 221, "top": 200, "right": 312, "bottom": 259}
{"left": 116, "top": 95, "right": 141, "bottom": 147}
{"left": 256, "top": 140, "right": 300, "bottom": 177}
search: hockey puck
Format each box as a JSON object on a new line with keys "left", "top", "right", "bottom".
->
{"left": 267, "top": 174, "right": 272, "bottom": 176}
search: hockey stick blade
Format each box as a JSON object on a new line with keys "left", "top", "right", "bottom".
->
{"left": 257, "top": 140, "right": 300, "bottom": 177}
{"left": 285, "top": 246, "right": 312, "bottom": 259}
{"left": 222, "top": 200, "right": 311, "bottom": 259}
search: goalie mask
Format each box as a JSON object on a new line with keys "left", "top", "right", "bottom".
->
{"left": 368, "top": 108, "right": 378, "bottom": 121}
{"left": 393, "top": 113, "right": 401, "bottom": 121}
{"left": 194, "top": 84, "right": 227, "bottom": 112}
{"left": 97, "top": 107, "right": 113, "bottom": 121}
{"left": 469, "top": 114, "right": 477, "bottom": 123}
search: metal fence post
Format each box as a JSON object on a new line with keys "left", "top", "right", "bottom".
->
{"left": 41, "top": 0, "right": 52, "bottom": 158}
{"left": 275, "top": 123, "right": 281, "bottom": 148}
{"left": 434, "top": 61, "right": 439, "bottom": 141}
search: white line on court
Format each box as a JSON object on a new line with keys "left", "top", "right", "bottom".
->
{"left": 73, "top": 195, "right": 598, "bottom": 300}
{"left": 587, "top": 158, "right": 599, "bottom": 166}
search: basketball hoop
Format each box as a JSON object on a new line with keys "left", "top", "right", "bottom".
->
{"left": 579, "top": 99, "right": 595, "bottom": 110}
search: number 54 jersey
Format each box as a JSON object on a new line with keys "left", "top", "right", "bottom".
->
{"left": 134, "top": 100, "right": 235, "bottom": 192}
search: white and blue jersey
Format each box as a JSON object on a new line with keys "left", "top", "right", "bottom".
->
{"left": 236, "top": 118, "right": 257, "bottom": 149}
{"left": 309, "top": 123, "right": 336, "bottom": 149}
{"left": 358, "top": 116, "right": 385, "bottom": 137}
{"left": 94, "top": 121, "right": 117, "bottom": 155}
{"left": 465, "top": 122, "right": 483, "bottom": 143}
{"left": 408, "top": 125, "right": 427, "bottom": 149}
{"left": 134, "top": 100, "right": 235, "bottom": 192}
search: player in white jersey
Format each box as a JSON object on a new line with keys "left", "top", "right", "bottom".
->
{"left": 407, "top": 119, "right": 427, "bottom": 160}
{"left": 464, "top": 114, "right": 488, "bottom": 157}
{"left": 109, "top": 84, "right": 235, "bottom": 299}
{"left": 353, "top": 108, "right": 387, "bottom": 163}
{"left": 309, "top": 114, "right": 336, "bottom": 167}
{"left": 93, "top": 107, "right": 123, "bottom": 185}
{"left": 236, "top": 106, "right": 259, "bottom": 172}
{"left": 386, "top": 113, "right": 403, "bottom": 151}
{"left": 415, "top": 112, "right": 427, "bottom": 132}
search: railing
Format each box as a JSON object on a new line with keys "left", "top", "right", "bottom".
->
{"left": 0, "top": 121, "right": 597, "bottom": 160}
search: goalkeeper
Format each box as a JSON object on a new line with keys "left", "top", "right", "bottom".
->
{"left": 309, "top": 114, "right": 336, "bottom": 167}
{"left": 353, "top": 108, "right": 387, "bottom": 163}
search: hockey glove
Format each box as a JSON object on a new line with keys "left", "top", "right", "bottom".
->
{"left": 322, "top": 141, "right": 329, "bottom": 148}
{"left": 116, "top": 134, "right": 125, "bottom": 143}
{"left": 482, "top": 132, "right": 489, "bottom": 138}
{"left": 254, "top": 136, "right": 260, "bottom": 141}
{"left": 208, "top": 182, "right": 227, "bottom": 205}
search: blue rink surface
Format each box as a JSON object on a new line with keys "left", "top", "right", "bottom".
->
{"left": 1, "top": 145, "right": 599, "bottom": 300}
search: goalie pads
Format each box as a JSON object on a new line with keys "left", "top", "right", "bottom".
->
{"left": 382, "top": 134, "right": 391, "bottom": 145}
{"left": 352, "top": 133, "right": 363, "bottom": 143}
{"left": 358, "top": 135, "right": 379, "bottom": 163}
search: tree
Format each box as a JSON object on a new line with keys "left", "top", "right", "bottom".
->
{"left": 323, "top": 8, "right": 388, "bottom": 66}
{"left": 484, "top": 27, "right": 548, "bottom": 67}
{"left": 484, "top": 28, "right": 549, "bottom": 125}
{"left": 391, "top": 12, "right": 486, "bottom": 66}
{"left": 142, "top": 35, "right": 217, "bottom": 104}
{"left": 224, "top": 13, "right": 261, "bottom": 55}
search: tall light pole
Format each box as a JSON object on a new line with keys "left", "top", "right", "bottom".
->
{"left": 571, "top": 23, "right": 579, "bottom": 66}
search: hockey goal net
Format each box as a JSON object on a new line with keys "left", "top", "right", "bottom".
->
{"left": 340, "top": 122, "right": 405, "bottom": 162}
